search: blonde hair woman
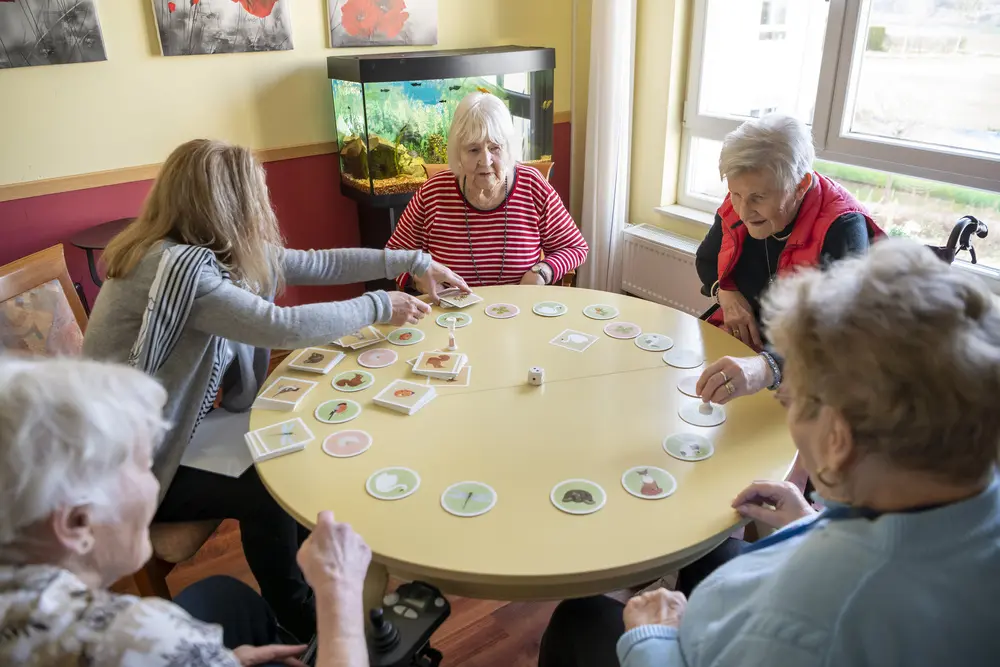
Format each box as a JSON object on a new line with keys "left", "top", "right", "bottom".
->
{"left": 387, "top": 92, "right": 588, "bottom": 289}
{"left": 84, "top": 139, "right": 466, "bottom": 641}
{"left": 540, "top": 240, "right": 1000, "bottom": 667}
{"left": 0, "top": 356, "right": 371, "bottom": 667}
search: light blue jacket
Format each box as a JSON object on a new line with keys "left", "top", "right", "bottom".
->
{"left": 617, "top": 476, "right": 1000, "bottom": 667}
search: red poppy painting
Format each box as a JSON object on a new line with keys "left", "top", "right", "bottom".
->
{"left": 153, "top": 0, "right": 293, "bottom": 57}
{"left": 0, "top": 0, "right": 107, "bottom": 68}
{"left": 329, "top": 0, "right": 437, "bottom": 47}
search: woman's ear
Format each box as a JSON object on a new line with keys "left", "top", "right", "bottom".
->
{"left": 49, "top": 505, "right": 96, "bottom": 556}
{"left": 795, "top": 171, "right": 814, "bottom": 198}
{"left": 820, "top": 405, "right": 856, "bottom": 477}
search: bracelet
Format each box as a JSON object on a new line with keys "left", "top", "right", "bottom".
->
{"left": 710, "top": 281, "right": 721, "bottom": 304}
{"left": 760, "top": 350, "right": 782, "bottom": 391}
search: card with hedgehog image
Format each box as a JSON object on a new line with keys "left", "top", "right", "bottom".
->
{"left": 288, "top": 348, "right": 345, "bottom": 374}
{"left": 253, "top": 376, "right": 318, "bottom": 411}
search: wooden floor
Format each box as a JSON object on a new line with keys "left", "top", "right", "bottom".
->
{"left": 120, "top": 520, "right": 557, "bottom": 667}
{"left": 114, "top": 350, "right": 563, "bottom": 665}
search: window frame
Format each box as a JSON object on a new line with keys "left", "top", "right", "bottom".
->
{"left": 677, "top": 0, "right": 1000, "bottom": 213}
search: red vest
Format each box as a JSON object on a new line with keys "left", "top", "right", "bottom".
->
{"left": 708, "top": 173, "right": 884, "bottom": 329}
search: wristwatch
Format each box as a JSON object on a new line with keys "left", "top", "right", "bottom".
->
{"left": 531, "top": 262, "right": 553, "bottom": 285}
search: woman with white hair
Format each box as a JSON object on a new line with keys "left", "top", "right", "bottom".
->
{"left": 0, "top": 356, "right": 371, "bottom": 667}
{"left": 694, "top": 114, "right": 883, "bottom": 407}
{"left": 386, "top": 92, "right": 588, "bottom": 289}
{"left": 539, "top": 239, "right": 1000, "bottom": 667}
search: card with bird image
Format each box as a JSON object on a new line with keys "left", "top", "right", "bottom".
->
{"left": 253, "top": 376, "right": 318, "bottom": 411}
{"left": 244, "top": 417, "right": 315, "bottom": 463}
{"left": 439, "top": 292, "right": 483, "bottom": 309}
{"left": 425, "top": 365, "right": 472, "bottom": 388}
{"left": 549, "top": 329, "right": 599, "bottom": 353}
{"left": 373, "top": 380, "right": 437, "bottom": 415}
{"left": 288, "top": 348, "right": 345, "bottom": 375}
{"left": 412, "top": 351, "right": 467, "bottom": 378}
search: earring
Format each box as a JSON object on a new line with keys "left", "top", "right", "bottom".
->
{"left": 815, "top": 466, "right": 839, "bottom": 487}
{"left": 80, "top": 538, "right": 93, "bottom": 553}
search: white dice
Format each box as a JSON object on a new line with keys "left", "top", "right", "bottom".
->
{"left": 528, "top": 367, "right": 545, "bottom": 386}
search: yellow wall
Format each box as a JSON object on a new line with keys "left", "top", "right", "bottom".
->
{"left": 0, "top": 0, "right": 572, "bottom": 187}
{"left": 628, "top": 0, "right": 700, "bottom": 237}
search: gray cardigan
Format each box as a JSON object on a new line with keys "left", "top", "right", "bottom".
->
{"left": 83, "top": 242, "right": 430, "bottom": 493}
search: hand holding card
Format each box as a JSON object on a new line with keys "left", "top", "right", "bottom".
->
{"left": 414, "top": 261, "right": 473, "bottom": 304}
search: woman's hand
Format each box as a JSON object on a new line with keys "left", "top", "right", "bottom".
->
{"left": 388, "top": 292, "right": 432, "bottom": 326}
{"left": 233, "top": 644, "right": 308, "bottom": 667}
{"left": 520, "top": 269, "right": 546, "bottom": 286}
{"left": 732, "top": 480, "right": 816, "bottom": 530}
{"left": 718, "top": 290, "right": 762, "bottom": 349}
{"left": 696, "top": 355, "right": 773, "bottom": 404}
{"left": 296, "top": 511, "right": 372, "bottom": 598}
{"left": 413, "top": 261, "right": 472, "bottom": 304}
{"left": 623, "top": 589, "right": 687, "bottom": 631}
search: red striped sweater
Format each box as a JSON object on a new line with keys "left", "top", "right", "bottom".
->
{"left": 386, "top": 164, "right": 588, "bottom": 289}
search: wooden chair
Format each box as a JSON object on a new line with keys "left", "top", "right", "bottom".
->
{"left": 0, "top": 244, "right": 220, "bottom": 600}
{"left": 421, "top": 161, "right": 575, "bottom": 287}
{"left": 1, "top": 245, "right": 88, "bottom": 355}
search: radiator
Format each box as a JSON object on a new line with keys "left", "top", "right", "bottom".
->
{"left": 620, "top": 224, "right": 713, "bottom": 316}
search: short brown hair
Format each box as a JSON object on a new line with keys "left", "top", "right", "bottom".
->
{"left": 764, "top": 239, "right": 1000, "bottom": 484}
{"left": 104, "top": 139, "right": 284, "bottom": 296}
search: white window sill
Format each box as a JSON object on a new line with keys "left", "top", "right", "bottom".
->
{"left": 654, "top": 204, "right": 715, "bottom": 228}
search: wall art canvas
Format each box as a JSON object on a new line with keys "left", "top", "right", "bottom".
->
{"left": 329, "top": 0, "right": 437, "bottom": 47}
{"left": 0, "top": 0, "right": 107, "bottom": 69}
{"left": 152, "top": 0, "right": 293, "bottom": 57}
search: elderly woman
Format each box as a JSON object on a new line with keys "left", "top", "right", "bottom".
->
{"left": 0, "top": 356, "right": 370, "bottom": 667}
{"left": 694, "top": 114, "right": 883, "bottom": 406}
{"left": 386, "top": 92, "right": 588, "bottom": 290}
{"left": 539, "top": 239, "right": 1000, "bottom": 667}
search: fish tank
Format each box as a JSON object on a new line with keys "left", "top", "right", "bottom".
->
{"left": 327, "top": 46, "right": 555, "bottom": 206}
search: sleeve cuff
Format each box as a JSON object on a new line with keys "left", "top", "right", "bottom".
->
{"left": 616, "top": 625, "right": 679, "bottom": 663}
{"left": 367, "top": 291, "right": 392, "bottom": 324}
{"left": 384, "top": 250, "right": 431, "bottom": 280}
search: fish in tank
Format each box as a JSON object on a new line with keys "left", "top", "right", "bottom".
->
{"left": 328, "top": 47, "right": 555, "bottom": 200}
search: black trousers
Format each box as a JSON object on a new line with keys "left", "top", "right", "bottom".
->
{"left": 537, "top": 538, "right": 745, "bottom": 667}
{"left": 156, "top": 465, "right": 315, "bottom": 642}
{"left": 175, "top": 575, "right": 294, "bottom": 666}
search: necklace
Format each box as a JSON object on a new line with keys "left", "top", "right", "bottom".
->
{"left": 462, "top": 175, "right": 509, "bottom": 285}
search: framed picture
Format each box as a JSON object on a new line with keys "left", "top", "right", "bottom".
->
{"left": 0, "top": 0, "right": 107, "bottom": 68}
{"left": 329, "top": 0, "right": 437, "bottom": 47}
{"left": 152, "top": 0, "right": 293, "bottom": 57}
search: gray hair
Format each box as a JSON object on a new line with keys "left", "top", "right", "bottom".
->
{"left": 764, "top": 239, "right": 1000, "bottom": 484}
{"left": 719, "top": 114, "right": 816, "bottom": 193}
{"left": 447, "top": 92, "right": 522, "bottom": 177}
{"left": 0, "top": 356, "right": 170, "bottom": 554}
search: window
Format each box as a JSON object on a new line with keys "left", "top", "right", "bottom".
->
{"left": 679, "top": 0, "right": 1000, "bottom": 266}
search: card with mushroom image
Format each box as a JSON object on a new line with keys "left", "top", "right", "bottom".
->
{"left": 549, "top": 329, "right": 599, "bottom": 353}
{"left": 288, "top": 348, "right": 345, "bottom": 374}
{"left": 253, "top": 376, "right": 318, "bottom": 411}
{"left": 244, "top": 418, "right": 315, "bottom": 463}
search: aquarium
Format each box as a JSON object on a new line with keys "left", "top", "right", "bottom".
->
{"left": 328, "top": 46, "right": 555, "bottom": 203}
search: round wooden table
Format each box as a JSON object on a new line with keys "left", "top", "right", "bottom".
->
{"left": 251, "top": 285, "right": 795, "bottom": 601}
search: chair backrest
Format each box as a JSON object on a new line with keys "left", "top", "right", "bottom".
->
{"left": 423, "top": 160, "right": 555, "bottom": 183}
{"left": 0, "top": 245, "right": 88, "bottom": 356}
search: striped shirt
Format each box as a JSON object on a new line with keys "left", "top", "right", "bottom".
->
{"left": 386, "top": 164, "right": 588, "bottom": 288}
